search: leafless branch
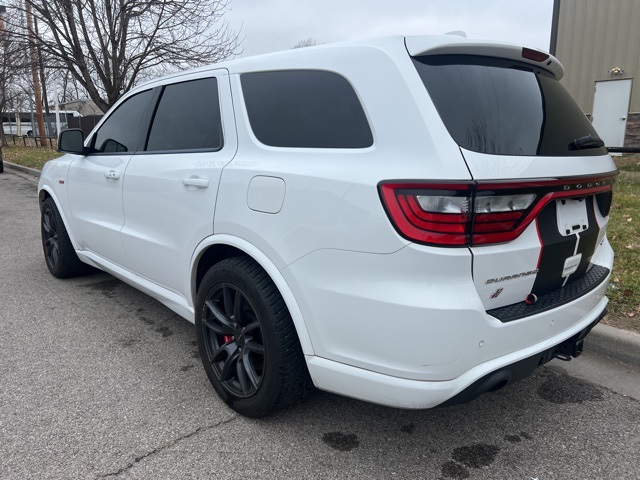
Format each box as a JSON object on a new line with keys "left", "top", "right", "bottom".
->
{"left": 3, "top": 0, "right": 241, "bottom": 112}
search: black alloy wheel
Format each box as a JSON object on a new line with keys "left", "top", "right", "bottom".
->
{"left": 202, "top": 283, "right": 266, "bottom": 398}
{"left": 42, "top": 206, "right": 60, "bottom": 271}
{"left": 195, "top": 256, "right": 309, "bottom": 417}
{"left": 40, "top": 197, "right": 88, "bottom": 278}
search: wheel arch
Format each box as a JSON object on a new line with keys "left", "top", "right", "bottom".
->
{"left": 191, "top": 235, "right": 315, "bottom": 355}
{"left": 38, "top": 186, "right": 52, "bottom": 204}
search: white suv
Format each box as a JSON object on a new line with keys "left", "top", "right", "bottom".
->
{"left": 39, "top": 35, "right": 617, "bottom": 417}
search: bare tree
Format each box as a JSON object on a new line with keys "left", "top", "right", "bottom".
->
{"left": 57, "top": 69, "right": 86, "bottom": 103}
{"left": 1, "top": 7, "right": 31, "bottom": 148}
{"left": 5, "top": 0, "right": 242, "bottom": 113}
{"left": 292, "top": 38, "right": 320, "bottom": 49}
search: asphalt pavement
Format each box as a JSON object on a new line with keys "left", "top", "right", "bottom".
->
{"left": 1, "top": 167, "right": 639, "bottom": 480}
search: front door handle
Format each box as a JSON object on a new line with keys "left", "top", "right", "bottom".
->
{"left": 105, "top": 170, "right": 120, "bottom": 180}
{"left": 182, "top": 176, "right": 209, "bottom": 189}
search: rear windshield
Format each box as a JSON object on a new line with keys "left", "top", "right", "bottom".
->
{"left": 413, "top": 55, "right": 607, "bottom": 157}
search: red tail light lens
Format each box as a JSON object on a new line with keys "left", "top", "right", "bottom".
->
{"left": 380, "top": 183, "right": 473, "bottom": 245}
{"left": 471, "top": 192, "right": 535, "bottom": 242}
{"left": 379, "top": 174, "right": 617, "bottom": 247}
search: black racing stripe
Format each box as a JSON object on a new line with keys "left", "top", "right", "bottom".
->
{"left": 567, "top": 197, "right": 600, "bottom": 281}
{"left": 531, "top": 201, "right": 576, "bottom": 296}
{"left": 489, "top": 264, "right": 610, "bottom": 322}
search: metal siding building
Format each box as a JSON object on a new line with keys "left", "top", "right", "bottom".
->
{"left": 551, "top": 0, "right": 640, "bottom": 147}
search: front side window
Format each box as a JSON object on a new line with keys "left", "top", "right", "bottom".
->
{"left": 146, "top": 78, "right": 223, "bottom": 152}
{"left": 91, "top": 90, "right": 154, "bottom": 153}
{"left": 241, "top": 70, "right": 373, "bottom": 148}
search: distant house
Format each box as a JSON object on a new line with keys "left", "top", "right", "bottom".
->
{"left": 58, "top": 99, "right": 104, "bottom": 136}
{"left": 550, "top": 0, "right": 640, "bottom": 148}
{"left": 59, "top": 99, "right": 104, "bottom": 116}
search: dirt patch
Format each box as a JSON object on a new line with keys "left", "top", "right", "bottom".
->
{"left": 603, "top": 313, "right": 640, "bottom": 334}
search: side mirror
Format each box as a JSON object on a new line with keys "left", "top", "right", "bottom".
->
{"left": 58, "top": 129, "right": 86, "bottom": 154}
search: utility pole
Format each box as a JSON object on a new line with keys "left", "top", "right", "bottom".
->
{"left": 24, "top": 1, "right": 46, "bottom": 146}
{"left": 1, "top": 4, "right": 6, "bottom": 169}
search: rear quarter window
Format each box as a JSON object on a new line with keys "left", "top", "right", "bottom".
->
{"left": 240, "top": 70, "right": 373, "bottom": 148}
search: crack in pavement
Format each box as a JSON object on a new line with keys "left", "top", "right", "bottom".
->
{"left": 96, "top": 415, "right": 238, "bottom": 478}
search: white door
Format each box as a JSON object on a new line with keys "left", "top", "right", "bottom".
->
{"left": 67, "top": 153, "right": 132, "bottom": 265}
{"left": 67, "top": 89, "right": 155, "bottom": 266}
{"left": 120, "top": 71, "right": 236, "bottom": 297}
{"left": 592, "top": 79, "right": 632, "bottom": 147}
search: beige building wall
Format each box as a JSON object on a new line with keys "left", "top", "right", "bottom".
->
{"left": 554, "top": 0, "right": 640, "bottom": 114}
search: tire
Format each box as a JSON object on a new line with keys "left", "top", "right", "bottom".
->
{"left": 195, "top": 256, "right": 308, "bottom": 417}
{"left": 41, "top": 197, "right": 89, "bottom": 278}
{"left": 0, "top": 158, "right": 3, "bottom": 173}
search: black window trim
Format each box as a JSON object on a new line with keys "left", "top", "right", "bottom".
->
{"left": 136, "top": 147, "right": 223, "bottom": 156}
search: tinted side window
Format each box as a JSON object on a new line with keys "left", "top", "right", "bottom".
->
{"left": 241, "top": 70, "right": 373, "bottom": 148}
{"left": 146, "top": 78, "right": 223, "bottom": 152}
{"left": 92, "top": 90, "right": 153, "bottom": 153}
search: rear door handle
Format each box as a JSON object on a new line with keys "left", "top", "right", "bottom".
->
{"left": 105, "top": 170, "right": 120, "bottom": 180}
{"left": 182, "top": 176, "right": 209, "bottom": 189}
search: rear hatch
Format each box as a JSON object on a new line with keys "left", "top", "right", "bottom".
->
{"left": 408, "top": 42, "right": 617, "bottom": 320}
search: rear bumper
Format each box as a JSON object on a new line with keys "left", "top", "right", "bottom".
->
{"left": 305, "top": 297, "right": 608, "bottom": 409}
{"left": 440, "top": 308, "right": 604, "bottom": 407}
{"left": 284, "top": 241, "right": 612, "bottom": 383}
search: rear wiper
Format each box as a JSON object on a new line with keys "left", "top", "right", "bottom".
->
{"left": 572, "top": 135, "right": 605, "bottom": 149}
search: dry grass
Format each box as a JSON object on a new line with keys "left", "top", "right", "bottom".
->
{"left": 604, "top": 155, "right": 640, "bottom": 332}
{"left": 1, "top": 144, "right": 63, "bottom": 169}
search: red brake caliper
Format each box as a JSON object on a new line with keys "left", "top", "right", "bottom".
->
{"left": 223, "top": 335, "right": 234, "bottom": 344}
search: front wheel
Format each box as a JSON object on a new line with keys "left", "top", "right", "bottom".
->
{"left": 41, "top": 197, "right": 89, "bottom": 278}
{"left": 195, "top": 256, "right": 308, "bottom": 417}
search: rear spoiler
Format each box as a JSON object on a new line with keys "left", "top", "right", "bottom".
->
{"left": 405, "top": 36, "right": 564, "bottom": 80}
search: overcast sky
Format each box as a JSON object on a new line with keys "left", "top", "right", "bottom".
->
{"left": 225, "top": 0, "right": 555, "bottom": 57}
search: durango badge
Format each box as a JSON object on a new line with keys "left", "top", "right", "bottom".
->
{"left": 485, "top": 270, "right": 539, "bottom": 284}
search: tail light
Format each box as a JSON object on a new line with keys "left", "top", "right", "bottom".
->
{"left": 379, "top": 173, "right": 617, "bottom": 247}
{"left": 522, "top": 47, "right": 550, "bottom": 63}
